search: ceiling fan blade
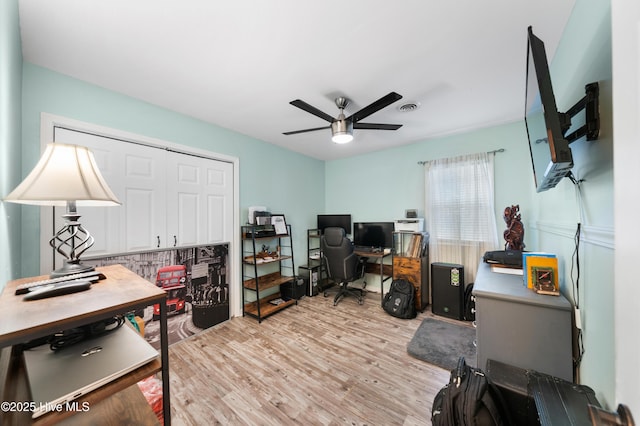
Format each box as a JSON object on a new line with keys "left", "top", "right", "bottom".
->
{"left": 289, "top": 99, "right": 335, "bottom": 123}
{"left": 353, "top": 123, "right": 403, "bottom": 130}
{"left": 283, "top": 125, "right": 330, "bottom": 136}
{"left": 347, "top": 92, "right": 403, "bottom": 123}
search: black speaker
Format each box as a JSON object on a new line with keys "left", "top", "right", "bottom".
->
{"left": 431, "top": 262, "right": 465, "bottom": 320}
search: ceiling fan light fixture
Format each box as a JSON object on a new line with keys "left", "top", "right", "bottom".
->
{"left": 331, "top": 119, "right": 353, "bottom": 144}
{"left": 285, "top": 92, "right": 402, "bottom": 143}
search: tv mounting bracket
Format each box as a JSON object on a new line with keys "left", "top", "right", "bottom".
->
{"left": 560, "top": 82, "right": 600, "bottom": 144}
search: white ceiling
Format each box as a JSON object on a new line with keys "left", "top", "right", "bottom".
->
{"left": 18, "top": 0, "right": 576, "bottom": 161}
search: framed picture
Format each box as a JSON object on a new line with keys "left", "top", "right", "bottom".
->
{"left": 533, "top": 266, "right": 559, "bottom": 295}
{"left": 271, "top": 214, "right": 288, "bottom": 235}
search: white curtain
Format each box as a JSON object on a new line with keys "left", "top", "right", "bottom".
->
{"left": 424, "top": 152, "right": 499, "bottom": 284}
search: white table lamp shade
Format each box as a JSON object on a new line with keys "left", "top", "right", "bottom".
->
{"left": 4, "top": 142, "right": 121, "bottom": 206}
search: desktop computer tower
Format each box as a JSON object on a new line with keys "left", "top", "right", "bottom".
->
{"left": 299, "top": 265, "right": 320, "bottom": 296}
{"left": 431, "top": 262, "right": 465, "bottom": 320}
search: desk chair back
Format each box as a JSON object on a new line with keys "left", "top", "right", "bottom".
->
{"left": 321, "top": 227, "right": 358, "bottom": 281}
{"left": 321, "top": 227, "right": 365, "bottom": 305}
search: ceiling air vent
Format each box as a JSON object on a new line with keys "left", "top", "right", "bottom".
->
{"left": 397, "top": 101, "right": 420, "bottom": 112}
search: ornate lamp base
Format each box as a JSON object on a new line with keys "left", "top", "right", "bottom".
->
{"left": 50, "top": 260, "right": 95, "bottom": 278}
{"left": 49, "top": 201, "right": 96, "bottom": 278}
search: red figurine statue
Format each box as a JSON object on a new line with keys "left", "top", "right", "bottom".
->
{"left": 503, "top": 205, "right": 525, "bottom": 251}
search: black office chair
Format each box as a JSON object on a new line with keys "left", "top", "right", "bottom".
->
{"left": 321, "top": 227, "right": 366, "bottom": 306}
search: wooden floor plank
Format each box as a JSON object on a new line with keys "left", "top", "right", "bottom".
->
{"left": 169, "top": 292, "right": 451, "bottom": 425}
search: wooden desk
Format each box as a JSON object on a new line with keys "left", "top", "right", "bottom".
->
{"left": 354, "top": 250, "right": 393, "bottom": 304}
{"left": 0, "top": 264, "right": 170, "bottom": 425}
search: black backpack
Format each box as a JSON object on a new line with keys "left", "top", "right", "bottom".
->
{"left": 432, "top": 357, "right": 511, "bottom": 426}
{"left": 382, "top": 279, "right": 416, "bottom": 319}
{"left": 463, "top": 283, "right": 476, "bottom": 321}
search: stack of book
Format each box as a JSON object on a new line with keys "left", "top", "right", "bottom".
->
{"left": 404, "top": 232, "right": 429, "bottom": 258}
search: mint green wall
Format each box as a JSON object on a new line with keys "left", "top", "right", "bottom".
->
{"left": 531, "top": 0, "right": 614, "bottom": 406}
{"left": 0, "top": 0, "right": 23, "bottom": 290}
{"left": 326, "top": 0, "right": 615, "bottom": 407}
{"left": 326, "top": 121, "right": 532, "bottom": 232}
{"left": 20, "top": 64, "right": 324, "bottom": 277}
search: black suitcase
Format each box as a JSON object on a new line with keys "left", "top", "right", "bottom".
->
{"left": 486, "top": 359, "right": 537, "bottom": 425}
{"left": 530, "top": 371, "right": 600, "bottom": 426}
{"left": 486, "top": 359, "right": 603, "bottom": 426}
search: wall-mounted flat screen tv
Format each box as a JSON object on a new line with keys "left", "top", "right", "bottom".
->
{"left": 525, "top": 26, "right": 574, "bottom": 192}
{"left": 353, "top": 222, "right": 394, "bottom": 249}
{"left": 317, "top": 214, "right": 352, "bottom": 235}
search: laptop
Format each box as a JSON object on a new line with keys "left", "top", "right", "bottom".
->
{"left": 23, "top": 322, "right": 158, "bottom": 419}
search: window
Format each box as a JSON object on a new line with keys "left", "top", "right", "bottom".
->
{"left": 424, "top": 152, "right": 499, "bottom": 283}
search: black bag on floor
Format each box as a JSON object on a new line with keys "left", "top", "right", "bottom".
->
{"left": 382, "top": 279, "right": 416, "bottom": 319}
{"left": 432, "top": 357, "right": 511, "bottom": 426}
{"left": 463, "top": 283, "right": 476, "bottom": 321}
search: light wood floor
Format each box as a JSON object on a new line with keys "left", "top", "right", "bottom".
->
{"left": 168, "top": 293, "right": 451, "bottom": 425}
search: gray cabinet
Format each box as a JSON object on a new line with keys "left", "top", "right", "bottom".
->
{"left": 473, "top": 261, "right": 573, "bottom": 381}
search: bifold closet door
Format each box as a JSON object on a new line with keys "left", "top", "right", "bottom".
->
{"left": 165, "top": 151, "right": 233, "bottom": 248}
{"left": 51, "top": 127, "right": 233, "bottom": 266}
{"left": 53, "top": 128, "right": 167, "bottom": 255}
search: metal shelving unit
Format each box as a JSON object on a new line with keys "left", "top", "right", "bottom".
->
{"left": 241, "top": 224, "right": 296, "bottom": 322}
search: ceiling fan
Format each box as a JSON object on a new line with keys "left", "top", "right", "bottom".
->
{"left": 283, "top": 92, "right": 404, "bottom": 144}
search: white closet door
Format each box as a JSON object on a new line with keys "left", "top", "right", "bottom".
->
{"left": 120, "top": 141, "right": 167, "bottom": 252}
{"left": 52, "top": 129, "right": 123, "bottom": 258}
{"left": 53, "top": 127, "right": 233, "bottom": 256}
{"left": 166, "top": 152, "right": 202, "bottom": 247}
{"left": 54, "top": 128, "right": 167, "bottom": 254}
{"left": 203, "top": 157, "right": 233, "bottom": 244}
{"left": 166, "top": 152, "right": 233, "bottom": 247}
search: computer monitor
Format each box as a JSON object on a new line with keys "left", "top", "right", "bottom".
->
{"left": 353, "top": 222, "right": 394, "bottom": 249}
{"left": 317, "top": 214, "right": 352, "bottom": 235}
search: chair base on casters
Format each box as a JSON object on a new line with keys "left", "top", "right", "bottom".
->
{"left": 325, "top": 282, "right": 365, "bottom": 306}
